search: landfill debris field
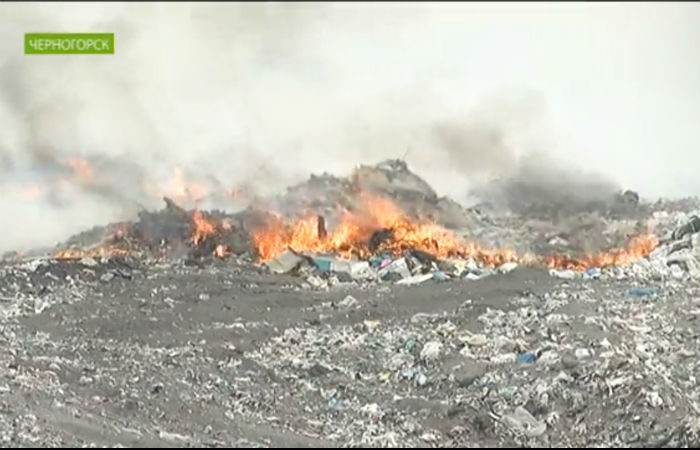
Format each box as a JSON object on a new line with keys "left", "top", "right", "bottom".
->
{"left": 1, "top": 159, "right": 699, "bottom": 447}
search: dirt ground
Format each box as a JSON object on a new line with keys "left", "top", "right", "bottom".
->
{"left": 0, "top": 258, "right": 698, "bottom": 447}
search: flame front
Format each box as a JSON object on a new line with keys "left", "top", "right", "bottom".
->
{"left": 53, "top": 224, "right": 133, "bottom": 260}
{"left": 214, "top": 244, "right": 230, "bottom": 258}
{"left": 45, "top": 184, "right": 657, "bottom": 269}
{"left": 252, "top": 194, "right": 518, "bottom": 265}
{"left": 54, "top": 246, "right": 131, "bottom": 260}
{"left": 252, "top": 194, "right": 658, "bottom": 270}
{"left": 190, "top": 212, "right": 233, "bottom": 258}
{"left": 191, "top": 210, "right": 216, "bottom": 245}
{"left": 545, "top": 233, "right": 659, "bottom": 271}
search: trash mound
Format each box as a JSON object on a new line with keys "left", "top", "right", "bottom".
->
{"left": 4, "top": 160, "right": 700, "bottom": 284}
{"left": 261, "top": 159, "right": 486, "bottom": 231}
{"left": 548, "top": 213, "right": 700, "bottom": 281}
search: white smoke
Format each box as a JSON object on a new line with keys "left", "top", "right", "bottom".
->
{"left": 0, "top": 2, "right": 698, "bottom": 253}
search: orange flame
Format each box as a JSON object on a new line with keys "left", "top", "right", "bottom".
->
{"left": 65, "top": 157, "right": 94, "bottom": 185}
{"left": 252, "top": 194, "right": 658, "bottom": 270}
{"left": 146, "top": 168, "right": 209, "bottom": 208}
{"left": 545, "top": 233, "right": 659, "bottom": 271}
{"left": 53, "top": 223, "right": 133, "bottom": 260}
{"left": 214, "top": 244, "right": 231, "bottom": 258}
{"left": 191, "top": 210, "right": 216, "bottom": 245}
{"left": 53, "top": 246, "right": 131, "bottom": 260}
{"left": 252, "top": 194, "right": 518, "bottom": 265}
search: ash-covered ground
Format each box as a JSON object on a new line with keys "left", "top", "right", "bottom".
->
{"left": 0, "top": 161, "right": 699, "bottom": 447}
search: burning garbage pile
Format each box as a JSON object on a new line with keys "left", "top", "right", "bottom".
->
{"left": 1, "top": 161, "right": 700, "bottom": 448}
{"left": 251, "top": 194, "right": 665, "bottom": 286}
{"left": 46, "top": 196, "right": 250, "bottom": 262}
{"left": 8, "top": 159, "right": 700, "bottom": 285}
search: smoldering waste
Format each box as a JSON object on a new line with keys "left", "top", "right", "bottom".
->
{"left": 0, "top": 160, "right": 699, "bottom": 447}
{"left": 8, "top": 159, "right": 696, "bottom": 286}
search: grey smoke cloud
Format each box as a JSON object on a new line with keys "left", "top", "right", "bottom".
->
{"left": 0, "top": 2, "right": 698, "bottom": 253}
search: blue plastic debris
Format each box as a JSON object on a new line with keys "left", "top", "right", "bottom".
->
{"left": 516, "top": 352, "right": 537, "bottom": 364}
{"left": 585, "top": 268, "right": 601, "bottom": 279}
{"left": 311, "top": 257, "right": 334, "bottom": 272}
{"left": 627, "top": 287, "right": 656, "bottom": 298}
{"left": 310, "top": 257, "right": 372, "bottom": 279}
{"left": 404, "top": 338, "right": 417, "bottom": 353}
{"left": 369, "top": 255, "right": 384, "bottom": 268}
{"left": 326, "top": 398, "right": 345, "bottom": 411}
{"left": 432, "top": 271, "right": 449, "bottom": 282}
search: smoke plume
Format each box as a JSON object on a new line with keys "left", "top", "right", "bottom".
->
{"left": 0, "top": 3, "right": 698, "bottom": 253}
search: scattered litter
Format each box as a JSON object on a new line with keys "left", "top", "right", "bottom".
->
{"left": 627, "top": 287, "right": 656, "bottom": 298}
{"left": 516, "top": 352, "right": 537, "bottom": 364}
{"left": 360, "top": 403, "right": 383, "bottom": 422}
{"left": 584, "top": 267, "right": 601, "bottom": 279}
{"left": 432, "top": 271, "right": 449, "bottom": 282}
{"left": 465, "top": 272, "right": 485, "bottom": 280}
{"left": 501, "top": 406, "right": 547, "bottom": 437}
{"left": 363, "top": 320, "right": 381, "bottom": 332}
{"left": 100, "top": 272, "right": 115, "bottom": 283}
{"left": 498, "top": 262, "right": 518, "bottom": 274}
{"left": 312, "top": 257, "right": 373, "bottom": 280}
{"left": 338, "top": 295, "right": 358, "bottom": 308}
{"left": 378, "top": 258, "right": 411, "bottom": 280}
{"left": 549, "top": 269, "right": 576, "bottom": 279}
{"left": 113, "top": 268, "right": 132, "bottom": 279}
{"left": 575, "top": 348, "right": 592, "bottom": 360}
{"left": 1, "top": 159, "right": 698, "bottom": 448}
{"left": 410, "top": 312, "right": 439, "bottom": 324}
{"left": 79, "top": 257, "right": 98, "bottom": 267}
{"left": 266, "top": 250, "right": 306, "bottom": 274}
{"left": 396, "top": 273, "right": 433, "bottom": 285}
{"left": 645, "top": 390, "right": 664, "bottom": 408}
{"left": 20, "top": 258, "right": 50, "bottom": 272}
{"left": 492, "top": 353, "right": 517, "bottom": 364}
{"left": 306, "top": 275, "right": 326, "bottom": 289}
{"left": 420, "top": 341, "right": 443, "bottom": 361}
{"left": 159, "top": 430, "right": 190, "bottom": 443}
{"left": 672, "top": 215, "right": 700, "bottom": 240}
{"left": 465, "top": 334, "right": 489, "bottom": 347}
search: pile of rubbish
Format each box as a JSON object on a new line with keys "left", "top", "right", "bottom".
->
{"left": 4, "top": 160, "right": 699, "bottom": 286}
{"left": 6, "top": 160, "right": 481, "bottom": 263}
{"left": 262, "top": 210, "right": 700, "bottom": 288}
{"left": 1, "top": 161, "right": 699, "bottom": 447}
